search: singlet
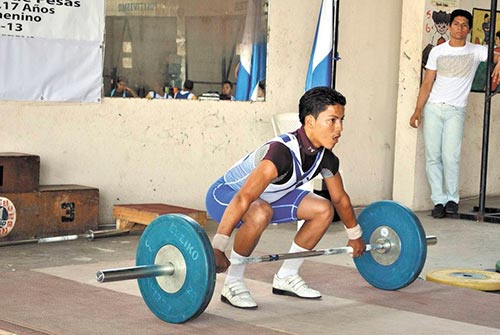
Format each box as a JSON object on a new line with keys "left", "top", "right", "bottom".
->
{"left": 223, "top": 127, "right": 339, "bottom": 203}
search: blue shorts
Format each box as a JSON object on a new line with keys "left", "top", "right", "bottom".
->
{"left": 205, "top": 177, "right": 309, "bottom": 227}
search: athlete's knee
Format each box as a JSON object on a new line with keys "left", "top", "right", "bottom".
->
{"left": 299, "top": 195, "right": 334, "bottom": 223}
{"left": 245, "top": 201, "right": 273, "bottom": 227}
{"left": 312, "top": 198, "right": 334, "bottom": 224}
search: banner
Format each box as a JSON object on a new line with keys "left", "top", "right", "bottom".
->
{"left": 305, "top": 0, "right": 333, "bottom": 91}
{"left": 0, "top": 1, "right": 105, "bottom": 102}
{"left": 235, "top": 0, "right": 267, "bottom": 101}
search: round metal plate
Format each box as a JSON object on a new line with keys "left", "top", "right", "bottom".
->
{"left": 136, "top": 214, "right": 216, "bottom": 324}
{"left": 369, "top": 226, "right": 401, "bottom": 266}
{"left": 0, "top": 197, "right": 17, "bottom": 238}
{"left": 426, "top": 268, "right": 500, "bottom": 291}
{"left": 354, "top": 201, "right": 427, "bottom": 290}
{"left": 155, "top": 245, "right": 186, "bottom": 293}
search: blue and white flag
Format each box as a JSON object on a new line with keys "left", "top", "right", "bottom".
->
{"left": 235, "top": 0, "right": 267, "bottom": 101}
{"left": 305, "top": 0, "right": 333, "bottom": 91}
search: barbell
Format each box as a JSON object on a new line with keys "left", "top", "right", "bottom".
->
{"left": 0, "top": 229, "right": 130, "bottom": 247}
{"left": 96, "top": 200, "right": 437, "bottom": 324}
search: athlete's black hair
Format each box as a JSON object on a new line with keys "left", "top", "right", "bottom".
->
{"left": 298, "top": 86, "right": 346, "bottom": 125}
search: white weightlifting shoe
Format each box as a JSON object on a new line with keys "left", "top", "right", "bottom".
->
{"left": 221, "top": 280, "right": 258, "bottom": 309}
{"left": 272, "top": 274, "right": 321, "bottom": 299}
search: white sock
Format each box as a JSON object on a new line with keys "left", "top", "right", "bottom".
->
{"left": 224, "top": 249, "right": 247, "bottom": 284}
{"left": 276, "top": 241, "right": 308, "bottom": 278}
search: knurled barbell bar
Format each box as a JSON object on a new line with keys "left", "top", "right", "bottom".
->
{"left": 97, "top": 238, "right": 437, "bottom": 280}
{"left": 96, "top": 200, "right": 437, "bottom": 324}
{"left": 0, "top": 229, "right": 131, "bottom": 247}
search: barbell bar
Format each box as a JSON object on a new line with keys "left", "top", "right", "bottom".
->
{"left": 97, "top": 236, "right": 437, "bottom": 283}
{"left": 0, "top": 229, "right": 130, "bottom": 247}
{"left": 96, "top": 200, "right": 437, "bottom": 324}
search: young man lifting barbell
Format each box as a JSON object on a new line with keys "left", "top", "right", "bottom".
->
{"left": 205, "top": 86, "right": 366, "bottom": 309}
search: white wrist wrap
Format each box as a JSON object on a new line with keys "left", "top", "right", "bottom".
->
{"left": 345, "top": 224, "right": 362, "bottom": 240}
{"left": 212, "top": 234, "right": 230, "bottom": 252}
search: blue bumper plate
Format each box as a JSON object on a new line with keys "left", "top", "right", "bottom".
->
{"left": 354, "top": 201, "right": 427, "bottom": 290}
{"left": 136, "top": 214, "right": 216, "bottom": 323}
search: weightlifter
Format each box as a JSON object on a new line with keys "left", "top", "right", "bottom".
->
{"left": 205, "top": 87, "right": 366, "bottom": 309}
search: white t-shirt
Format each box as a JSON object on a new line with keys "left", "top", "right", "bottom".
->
{"left": 426, "top": 41, "right": 487, "bottom": 107}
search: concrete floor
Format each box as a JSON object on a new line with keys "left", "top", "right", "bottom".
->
{"left": 1, "top": 197, "right": 500, "bottom": 334}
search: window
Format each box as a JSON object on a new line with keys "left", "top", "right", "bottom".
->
{"left": 103, "top": 0, "right": 268, "bottom": 101}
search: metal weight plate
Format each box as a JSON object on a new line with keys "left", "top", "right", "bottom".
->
{"left": 136, "top": 214, "right": 216, "bottom": 324}
{"left": 354, "top": 201, "right": 427, "bottom": 290}
{"left": 0, "top": 197, "right": 17, "bottom": 238}
{"left": 426, "top": 268, "right": 500, "bottom": 291}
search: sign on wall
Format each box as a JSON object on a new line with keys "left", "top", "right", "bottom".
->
{"left": 0, "top": 1, "right": 105, "bottom": 102}
{"left": 470, "top": 8, "right": 500, "bottom": 92}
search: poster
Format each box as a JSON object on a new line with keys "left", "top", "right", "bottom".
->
{"left": 421, "top": 2, "right": 458, "bottom": 70}
{"left": 471, "top": 8, "right": 500, "bottom": 92}
{"left": 471, "top": 8, "right": 500, "bottom": 45}
{"left": 0, "top": 1, "right": 105, "bottom": 102}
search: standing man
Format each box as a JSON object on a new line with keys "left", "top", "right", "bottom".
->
{"left": 206, "top": 87, "right": 366, "bottom": 309}
{"left": 410, "top": 9, "right": 500, "bottom": 218}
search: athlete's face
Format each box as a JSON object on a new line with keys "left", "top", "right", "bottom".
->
{"left": 305, "top": 104, "right": 344, "bottom": 150}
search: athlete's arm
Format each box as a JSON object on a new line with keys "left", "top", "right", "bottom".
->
{"left": 324, "top": 173, "right": 365, "bottom": 257}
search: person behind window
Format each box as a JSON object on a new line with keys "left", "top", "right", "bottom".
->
{"left": 109, "top": 78, "right": 138, "bottom": 98}
{"left": 145, "top": 82, "right": 171, "bottom": 99}
{"left": 174, "top": 80, "right": 197, "bottom": 100}
{"left": 257, "top": 80, "right": 266, "bottom": 101}
{"left": 220, "top": 80, "right": 235, "bottom": 100}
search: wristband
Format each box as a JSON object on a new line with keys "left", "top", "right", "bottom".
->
{"left": 345, "top": 224, "right": 362, "bottom": 240}
{"left": 212, "top": 234, "right": 230, "bottom": 252}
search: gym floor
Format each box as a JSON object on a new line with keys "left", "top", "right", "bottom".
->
{"left": 1, "top": 197, "right": 499, "bottom": 335}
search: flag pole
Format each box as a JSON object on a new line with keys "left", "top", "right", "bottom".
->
{"left": 332, "top": 0, "right": 340, "bottom": 89}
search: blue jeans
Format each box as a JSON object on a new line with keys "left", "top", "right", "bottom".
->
{"left": 423, "top": 102, "right": 466, "bottom": 205}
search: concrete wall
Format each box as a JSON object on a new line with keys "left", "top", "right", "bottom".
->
{"left": 1, "top": 0, "right": 498, "bottom": 224}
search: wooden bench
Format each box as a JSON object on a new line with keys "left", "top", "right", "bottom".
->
{"left": 112, "top": 203, "right": 207, "bottom": 230}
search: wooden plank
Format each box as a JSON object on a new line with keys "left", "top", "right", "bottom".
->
{"left": 113, "top": 203, "right": 206, "bottom": 229}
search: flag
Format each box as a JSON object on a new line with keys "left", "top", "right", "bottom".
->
{"left": 235, "top": 0, "right": 267, "bottom": 101}
{"left": 305, "top": 0, "right": 333, "bottom": 91}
